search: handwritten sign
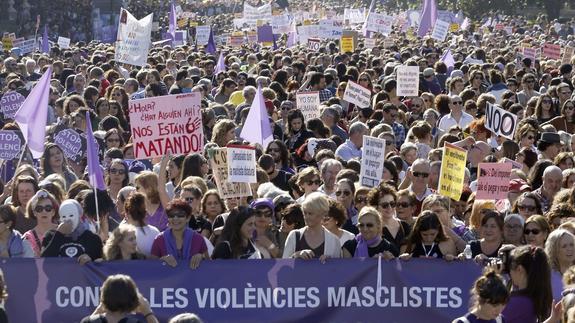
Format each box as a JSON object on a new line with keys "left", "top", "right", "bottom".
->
{"left": 476, "top": 162, "right": 512, "bottom": 200}
{"left": 227, "top": 146, "right": 257, "bottom": 183}
{"left": 271, "top": 15, "right": 291, "bottom": 34}
{"left": 209, "top": 148, "right": 252, "bottom": 199}
{"left": 366, "top": 13, "right": 393, "bottom": 35}
{"left": 115, "top": 9, "right": 153, "bottom": 67}
{"left": 341, "top": 37, "right": 354, "bottom": 53}
{"left": 522, "top": 47, "right": 537, "bottom": 60}
{"left": 396, "top": 66, "right": 420, "bottom": 97}
{"left": 542, "top": 43, "right": 561, "bottom": 60}
{"left": 195, "top": 26, "right": 211, "bottom": 46}
{"left": 343, "top": 81, "right": 371, "bottom": 108}
{"left": 563, "top": 46, "right": 574, "bottom": 65}
{"left": 485, "top": 102, "right": 517, "bottom": 140}
{"left": 18, "top": 39, "right": 37, "bottom": 54}
{"left": 360, "top": 136, "right": 386, "bottom": 187}
{"left": 438, "top": 143, "right": 467, "bottom": 200}
{"left": 431, "top": 19, "right": 450, "bottom": 42}
{"left": 57, "top": 36, "right": 71, "bottom": 49}
{"left": 365, "top": 38, "right": 376, "bottom": 49}
{"left": 307, "top": 38, "right": 321, "bottom": 51}
{"left": 0, "top": 91, "right": 25, "bottom": 120}
{"left": 296, "top": 92, "right": 320, "bottom": 121}
{"left": 0, "top": 130, "right": 22, "bottom": 160}
{"left": 129, "top": 93, "right": 204, "bottom": 159}
{"left": 53, "top": 127, "right": 86, "bottom": 163}
{"left": 319, "top": 20, "right": 343, "bottom": 40}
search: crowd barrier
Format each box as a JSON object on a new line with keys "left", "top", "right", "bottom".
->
{"left": 0, "top": 258, "right": 483, "bottom": 322}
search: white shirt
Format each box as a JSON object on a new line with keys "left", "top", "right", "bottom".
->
{"left": 438, "top": 111, "right": 474, "bottom": 132}
{"left": 135, "top": 225, "right": 160, "bottom": 256}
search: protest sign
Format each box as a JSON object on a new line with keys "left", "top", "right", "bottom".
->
{"left": 0, "top": 130, "right": 22, "bottom": 160}
{"left": 195, "top": 26, "right": 211, "bottom": 46}
{"left": 365, "top": 38, "right": 376, "bottom": 49}
{"left": 1, "top": 37, "right": 12, "bottom": 51}
{"left": 438, "top": 143, "right": 467, "bottom": 200}
{"left": 360, "top": 136, "right": 386, "bottom": 187}
{"left": 342, "top": 81, "right": 371, "bottom": 108}
{"left": 57, "top": 36, "right": 71, "bottom": 49}
{"left": 229, "top": 34, "right": 244, "bottom": 47}
{"left": 129, "top": 93, "right": 204, "bottom": 159}
{"left": 449, "top": 23, "right": 459, "bottom": 32}
{"left": 0, "top": 91, "right": 25, "bottom": 119}
{"left": 476, "top": 163, "right": 512, "bottom": 200}
{"left": 18, "top": 39, "right": 37, "bottom": 54}
{"left": 319, "top": 20, "right": 343, "bottom": 39}
{"left": 542, "top": 43, "right": 561, "bottom": 60}
{"left": 485, "top": 102, "right": 517, "bottom": 140}
{"left": 431, "top": 19, "right": 450, "bottom": 42}
{"left": 366, "top": 13, "right": 393, "bottom": 35}
{"left": 296, "top": 92, "right": 321, "bottom": 121}
{"left": 243, "top": 3, "right": 272, "bottom": 26}
{"left": 383, "top": 38, "right": 394, "bottom": 48}
{"left": 257, "top": 25, "right": 274, "bottom": 43}
{"left": 562, "top": 46, "right": 574, "bottom": 64}
{"left": 227, "top": 146, "right": 257, "bottom": 183}
{"left": 396, "top": 66, "right": 420, "bottom": 97}
{"left": 343, "top": 8, "right": 366, "bottom": 24}
{"left": 210, "top": 147, "right": 252, "bottom": 198}
{"left": 522, "top": 47, "right": 537, "bottom": 60}
{"left": 271, "top": 14, "right": 291, "bottom": 34}
{"left": 115, "top": 9, "right": 153, "bottom": 67}
{"left": 340, "top": 36, "right": 354, "bottom": 52}
{"left": 502, "top": 157, "right": 523, "bottom": 170}
{"left": 307, "top": 38, "right": 321, "bottom": 51}
{"left": 503, "top": 26, "right": 513, "bottom": 35}
{"left": 53, "top": 127, "right": 86, "bottom": 163}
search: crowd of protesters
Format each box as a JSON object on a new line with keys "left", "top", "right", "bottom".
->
{"left": 1, "top": 0, "right": 575, "bottom": 321}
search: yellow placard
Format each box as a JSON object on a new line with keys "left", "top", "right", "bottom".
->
{"left": 189, "top": 21, "right": 198, "bottom": 27}
{"left": 341, "top": 37, "right": 354, "bottom": 53}
{"left": 406, "top": 29, "right": 416, "bottom": 41}
{"left": 449, "top": 24, "right": 459, "bottom": 32}
{"left": 2, "top": 38, "right": 13, "bottom": 51}
{"left": 438, "top": 142, "right": 467, "bottom": 200}
{"left": 303, "top": 19, "right": 311, "bottom": 26}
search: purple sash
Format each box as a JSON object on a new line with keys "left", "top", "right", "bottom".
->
{"left": 164, "top": 228, "right": 193, "bottom": 261}
{"left": 353, "top": 234, "right": 380, "bottom": 258}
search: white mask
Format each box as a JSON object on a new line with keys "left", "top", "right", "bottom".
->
{"left": 58, "top": 199, "right": 82, "bottom": 231}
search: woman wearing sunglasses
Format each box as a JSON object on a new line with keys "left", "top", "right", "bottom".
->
{"left": 23, "top": 190, "right": 59, "bottom": 257}
{"left": 295, "top": 167, "right": 322, "bottom": 203}
{"left": 367, "top": 183, "right": 411, "bottom": 252}
{"left": 511, "top": 192, "right": 542, "bottom": 220}
{"left": 106, "top": 159, "right": 129, "bottom": 205}
{"left": 523, "top": 215, "right": 550, "bottom": 249}
{"left": 150, "top": 199, "right": 208, "bottom": 269}
{"left": 342, "top": 207, "right": 398, "bottom": 259}
{"left": 335, "top": 179, "right": 359, "bottom": 234}
{"left": 251, "top": 199, "right": 281, "bottom": 259}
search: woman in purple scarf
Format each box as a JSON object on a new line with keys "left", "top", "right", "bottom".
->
{"left": 150, "top": 199, "right": 208, "bottom": 269}
{"left": 342, "top": 207, "right": 398, "bottom": 259}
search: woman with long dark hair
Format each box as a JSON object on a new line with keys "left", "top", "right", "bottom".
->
{"left": 452, "top": 269, "right": 509, "bottom": 322}
{"left": 40, "top": 143, "right": 78, "bottom": 190}
{"left": 285, "top": 110, "right": 313, "bottom": 153}
{"left": 105, "top": 159, "right": 129, "bottom": 205}
{"left": 212, "top": 206, "right": 261, "bottom": 259}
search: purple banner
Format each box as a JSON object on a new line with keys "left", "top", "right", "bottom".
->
{"left": 1, "top": 258, "right": 482, "bottom": 322}
{"left": 0, "top": 130, "right": 22, "bottom": 160}
{"left": 257, "top": 25, "right": 274, "bottom": 43}
{"left": 53, "top": 127, "right": 86, "bottom": 163}
{"left": 0, "top": 91, "right": 26, "bottom": 120}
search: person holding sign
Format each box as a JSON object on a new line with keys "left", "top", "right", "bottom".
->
{"left": 341, "top": 207, "right": 398, "bottom": 259}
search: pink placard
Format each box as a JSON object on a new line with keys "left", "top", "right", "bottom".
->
{"left": 476, "top": 162, "right": 513, "bottom": 200}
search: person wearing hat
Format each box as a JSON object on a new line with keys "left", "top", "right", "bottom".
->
{"left": 508, "top": 178, "right": 532, "bottom": 206}
{"left": 250, "top": 198, "right": 280, "bottom": 258}
{"left": 537, "top": 132, "right": 563, "bottom": 161}
{"left": 420, "top": 67, "right": 441, "bottom": 95}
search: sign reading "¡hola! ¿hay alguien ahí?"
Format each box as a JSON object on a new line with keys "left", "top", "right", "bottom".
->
{"left": 129, "top": 93, "right": 204, "bottom": 159}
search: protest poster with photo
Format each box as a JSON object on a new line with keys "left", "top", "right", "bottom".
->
{"left": 296, "top": 91, "right": 320, "bottom": 121}
{"left": 366, "top": 12, "right": 393, "bottom": 35}
{"left": 360, "top": 136, "right": 386, "bottom": 187}
{"left": 209, "top": 147, "right": 252, "bottom": 199}
{"left": 227, "top": 146, "right": 257, "bottom": 183}
{"left": 195, "top": 26, "right": 211, "bottom": 46}
{"left": 431, "top": 19, "right": 450, "bottom": 42}
{"left": 485, "top": 102, "right": 517, "bottom": 140}
{"left": 0, "top": 91, "right": 26, "bottom": 120}
{"left": 57, "top": 37, "right": 71, "bottom": 49}
{"left": 115, "top": 9, "right": 153, "bottom": 67}
{"left": 476, "top": 162, "right": 512, "bottom": 200}
{"left": 342, "top": 81, "right": 371, "bottom": 108}
{"left": 396, "top": 66, "right": 420, "bottom": 97}
{"left": 562, "top": 46, "right": 574, "bottom": 64}
{"left": 129, "top": 93, "right": 204, "bottom": 159}
{"left": 542, "top": 43, "right": 561, "bottom": 60}
{"left": 0, "top": 130, "right": 22, "bottom": 160}
{"left": 53, "top": 126, "right": 86, "bottom": 163}
{"left": 438, "top": 143, "right": 467, "bottom": 200}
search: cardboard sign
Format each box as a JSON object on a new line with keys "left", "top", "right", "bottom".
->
{"left": 129, "top": 93, "right": 204, "bottom": 159}
{"left": 342, "top": 81, "right": 371, "bottom": 108}
{"left": 485, "top": 102, "right": 517, "bottom": 140}
{"left": 319, "top": 20, "right": 343, "bottom": 39}
{"left": 57, "top": 36, "right": 71, "bottom": 49}
{"left": 209, "top": 148, "right": 252, "bottom": 199}
{"left": 340, "top": 36, "right": 354, "bottom": 52}
{"left": 359, "top": 136, "right": 386, "bottom": 187}
{"left": 307, "top": 38, "right": 321, "bottom": 51}
{"left": 195, "top": 26, "right": 211, "bottom": 46}
{"left": 365, "top": 38, "right": 376, "bottom": 49}
{"left": 115, "top": 9, "right": 153, "bottom": 67}
{"left": 0, "top": 91, "right": 25, "bottom": 120}
{"left": 542, "top": 43, "right": 561, "bottom": 60}
{"left": 476, "top": 163, "right": 512, "bottom": 200}
{"left": 227, "top": 146, "right": 257, "bottom": 183}
{"left": 366, "top": 13, "right": 393, "bottom": 35}
{"left": 271, "top": 14, "right": 291, "bottom": 34}
{"left": 53, "top": 127, "right": 86, "bottom": 163}
{"left": 522, "top": 47, "right": 537, "bottom": 60}
{"left": 563, "top": 46, "right": 574, "bottom": 65}
{"left": 438, "top": 143, "right": 467, "bottom": 200}
{"left": 449, "top": 24, "right": 459, "bottom": 32}
{"left": 0, "top": 130, "right": 22, "bottom": 160}
{"left": 431, "top": 19, "right": 450, "bottom": 42}
{"left": 396, "top": 66, "right": 420, "bottom": 97}
{"left": 18, "top": 39, "right": 37, "bottom": 54}
{"left": 296, "top": 92, "right": 321, "bottom": 121}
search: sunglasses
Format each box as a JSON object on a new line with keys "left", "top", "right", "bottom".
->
{"left": 379, "top": 202, "right": 396, "bottom": 209}
{"left": 542, "top": 99, "right": 552, "bottom": 104}
{"left": 355, "top": 197, "right": 367, "bottom": 204}
{"left": 109, "top": 168, "right": 125, "bottom": 175}
{"left": 396, "top": 202, "right": 411, "bottom": 208}
{"left": 452, "top": 101, "right": 463, "bottom": 105}
{"left": 518, "top": 205, "right": 536, "bottom": 212}
{"left": 107, "top": 138, "right": 121, "bottom": 143}
{"left": 336, "top": 190, "right": 351, "bottom": 197}
{"left": 184, "top": 197, "right": 195, "bottom": 204}
{"left": 255, "top": 210, "right": 273, "bottom": 217}
{"left": 357, "top": 222, "right": 375, "bottom": 228}
{"left": 306, "top": 180, "right": 322, "bottom": 186}
{"left": 34, "top": 205, "right": 54, "bottom": 213}
{"left": 525, "top": 135, "right": 535, "bottom": 140}
{"left": 413, "top": 172, "right": 429, "bottom": 178}
{"left": 524, "top": 228, "right": 541, "bottom": 235}
{"left": 167, "top": 212, "right": 188, "bottom": 219}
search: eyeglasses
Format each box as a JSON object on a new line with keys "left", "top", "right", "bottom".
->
{"left": 451, "top": 101, "right": 463, "bottom": 105}
{"left": 268, "top": 148, "right": 280, "bottom": 153}
{"left": 184, "top": 197, "right": 195, "bottom": 204}
{"left": 542, "top": 99, "right": 552, "bottom": 104}
{"left": 524, "top": 228, "right": 541, "bottom": 235}
{"left": 357, "top": 222, "right": 375, "bottom": 229}
{"left": 255, "top": 210, "right": 273, "bottom": 217}
{"left": 412, "top": 104, "right": 421, "bottom": 108}
{"left": 306, "top": 179, "right": 322, "bottom": 186}
{"left": 109, "top": 168, "right": 125, "bottom": 175}
{"left": 355, "top": 197, "right": 367, "bottom": 204}
{"left": 413, "top": 172, "right": 429, "bottom": 178}
{"left": 396, "top": 202, "right": 411, "bottom": 208}
{"left": 379, "top": 202, "right": 396, "bottom": 209}
{"left": 167, "top": 212, "right": 188, "bottom": 219}
{"left": 518, "top": 205, "right": 536, "bottom": 212}
{"left": 107, "top": 138, "right": 121, "bottom": 143}
{"left": 281, "top": 106, "right": 292, "bottom": 111}
{"left": 335, "top": 190, "right": 351, "bottom": 197}
{"left": 34, "top": 205, "right": 54, "bottom": 213}
{"left": 525, "top": 135, "right": 535, "bottom": 140}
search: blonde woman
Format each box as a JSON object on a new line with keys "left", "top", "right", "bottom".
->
{"left": 134, "top": 171, "right": 171, "bottom": 231}
{"left": 103, "top": 224, "right": 146, "bottom": 260}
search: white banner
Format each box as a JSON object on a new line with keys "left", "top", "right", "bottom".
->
{"left": 57, "top": 37, "right": 71, "bottom": 49}
{"left": 243, "top": 3, "right": 272, "bottom": 26}
{"left": 366, "top": 13, "right": 393, "bottom": 35}
{"left": 485, "top": 102, "right": 517, "bottom": 140}
{"left": 115, "top": 9, "right": 153, "bottom": 67}
{"left": 297, "top": 25, "right": 319, "bottom": 43}
{"left": 195, "top": 26, "right": 211, "bottom": 46}
{"left": 360, "top": 136, "right": 386, "bottom": 187}
{"left": 272, "top": 15, "right": 291, "bottom": 34}
{"left": 319, "top": 20, "right": 343, "bottom": 39}
{"left": 396, "top": 66, "right": 420, "bottom": 97}
{"left": 227, "top": 147, "right": 257, "bottom": 183}
{"left": 431, "top": 19, "right": 450, "bottom": 42}
{"left": 296, "top": 92, "right": 320, "bottom": 121}
{"left": 342, "top": 81, "right": 371, "bottom": 108}
{"left": 344, "top": 8, "right": 366, "bottom": 24}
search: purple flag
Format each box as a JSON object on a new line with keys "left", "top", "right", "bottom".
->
{"left": 240, "top": 86, "right": 273, "bottom": 148}
{"left": 205, "top": 29, "right": 216, "bottom": 54}
{"left": 417, "top": 0, "right": 437, "bottom": 37}
{"left": 169, "top": 1, "right": 177, "bottom": 41}
{"left": 214, "top": 52, "right": 226, "bottom": 75}
{"left": 85, "top": 111, "right": 106, "bottom": 190}
{"left": 14, "top": 67, "right": 52, "bottom": 159}
{"left": 42, "top": 25, "right": 50, "bottom": 54}
{"left": 441, "top": 48, "right": 455, "bottom": 73}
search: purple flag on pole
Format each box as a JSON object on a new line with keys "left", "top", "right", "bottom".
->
{"left": 85, "top": 111, "right": 106, "bottom": 190}
{"left": 417, "top": 0, "right": 437, "bottom": 37}
{"left": 169, "top": 1, "right": 177, "bottom": 41}
{"left": 42, "top": 25, "right": 50, "bottom": 54}
{"left": 205, "top": 29, "right": 216, "bottom": 54}
{"left": 14, "top": 67, "right": 52, "bottom": 159}
{"left": 214, "top": 52, "right": 226, "bottom": 75}
{"left": 240, "top": 86, "right": 273, "bottom": 148}
{"left": 441, "top": 48, "right": 455, "bottom": 74}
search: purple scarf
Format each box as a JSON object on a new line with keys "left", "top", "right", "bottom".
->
{"left": 164, "top": 228, "right": 193, "bottom": 261}
{"left": 354, "top": 234, "right": 381, "bottom": 258}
